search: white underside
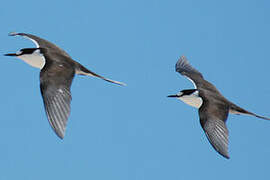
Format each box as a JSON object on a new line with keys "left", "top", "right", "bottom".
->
{"left": 178, "top": 95, "right": 203, "bottom": 108}
{"left": 17, "top": 50, "right": 45, "bottom": 69}
{"left": 178, "top": 96, "right": 243, "bottom": 114}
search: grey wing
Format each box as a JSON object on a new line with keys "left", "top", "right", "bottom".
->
{"left": 175, "top": 56, "right": 204, "bottom": 88}
{"left": 202, "top": 118, "right": 229, "bottom": 159}
{"left": 40, "top": 60, "right": 75, "bottom": 139}
{"left": 199, "top": 98, "right": 230, "bottom": 159}
{"left": 8, "top": 32, "right": 71, "bottom": 57}
{"left": 41, "top": 85, "right": 72, "bottom": 139}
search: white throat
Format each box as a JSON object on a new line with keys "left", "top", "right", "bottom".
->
{"left": 17, "top": 50, "right": 45, "bottom": 69}
{"left": 177, "top": 92, "right": 203, "bottom": 108}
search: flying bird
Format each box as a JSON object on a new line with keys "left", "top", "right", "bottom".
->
{"left": 5, "top": 32, "right": 125, "bottom": 139}
{"left": 168, "top": 56, "right": 270, "bottom": 159}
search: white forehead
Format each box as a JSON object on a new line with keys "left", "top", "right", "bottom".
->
{"left": 16, "top": 50, "right": 22, "bottom": 55}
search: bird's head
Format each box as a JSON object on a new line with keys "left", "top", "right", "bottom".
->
{"left": 4, "top": 48, "right": 47, "bottom": 69}
{"left": 4, "top": 48, "right": 46, "bottom": 57}
{"left": 167, "top": 89, "right": 202, "bottom": 108}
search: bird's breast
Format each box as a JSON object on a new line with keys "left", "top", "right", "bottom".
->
{"left": 178, "top": 95, "right": 203, "bottom": 108}
{"left": 18, "top": 53, "right": 45, "bottom": 69}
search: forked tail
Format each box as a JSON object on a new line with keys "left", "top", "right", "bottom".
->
{"left": 230, "top": 103, "right": 270, "bottom": 120}
{"left": 75, "top": 63, "right": 126, "bottom": 86}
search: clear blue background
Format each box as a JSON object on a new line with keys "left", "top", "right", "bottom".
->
{"left": 1, "top": 0, "right": 270, "bottom": 179}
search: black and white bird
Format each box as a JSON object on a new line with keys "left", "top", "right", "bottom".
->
{"left": 168, "top": 56, "right": 270, "bottom": 159}
{"left": 5, "top": 32, "right": 125, "bottom": 139}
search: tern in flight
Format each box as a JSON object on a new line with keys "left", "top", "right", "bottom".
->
{"left": 5, "top": 32, "right": 125, "bottom": 139}
{"left": 168, "top": 56, "right": 270, "bottom": 159}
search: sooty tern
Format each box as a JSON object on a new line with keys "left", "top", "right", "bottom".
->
{"left": 168, "top": 56, "right": 270, "bottom": 159}
{"left": 5, "top": 32, "right": 125, "bottom": 139}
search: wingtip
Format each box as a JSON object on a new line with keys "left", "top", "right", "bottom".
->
{"left": 8, "top": 32, "right": 19, "bottom": 36}
{"left": 214, "top": 146, "right": 230, "bottom": 159}
{"left": 178, "top": 55, "right": 188, "bottom": 63}
{"left": 8, "top": 32, "right": 26, "bottom": 37}
{"left": 118, "top": 82, "right": 127, "bottom": 86}
{"left": 56, "top": 132, "right": 65, "bottom": 140}
{"left": 53, "top": 127, "right": 66, "bottom": 140}
{"left": 210, "top": 143, "right": 230, "bottom": 159}
{"left": 179, "top": 55, "right": 186, "bottom": 60}
{"left": 175, "top": 55, "right": 189, "bottom": 71}
{"left": 221, "top": 152, "right": 230, "bottom": 159}
{"left": 177, "top": 55, "right": 188, "bottom": 63}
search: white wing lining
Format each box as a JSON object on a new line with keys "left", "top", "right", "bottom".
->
{"left": 8, "top": 32, "right": 40, "bottom": 47}
{"left": 23, "top": 36, "right": 40, "bottom": 47}
{"left": 184, "top": 75, "right": 197, "bottom": 89}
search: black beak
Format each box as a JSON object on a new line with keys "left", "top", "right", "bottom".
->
{"left": 167, "top": 94, "right": 179, "bottom": 98}
{"left": 4, "top": 53, "right": 17, "bottom": 56}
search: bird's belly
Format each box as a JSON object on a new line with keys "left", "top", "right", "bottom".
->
{"left": 178, "top": 96, "right": 203, "bottom": 108}
{"left": 19, "top": 54, "right": 45, "bottom": 69}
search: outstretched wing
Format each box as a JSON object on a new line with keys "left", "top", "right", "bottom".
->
{"left": 175, "top": 56, "right": 221, "bottom": 94}
{"left": 40, "top": 54, "right": 75, "bottom": 139}
{"left": 8, "top": 32, "right": 70, "bottom": 57}
{"left": 199, "top": 95, "right": 230, "bottom": 159}
{"left": 175, "top": 56, "right": 204, "bottom": 89}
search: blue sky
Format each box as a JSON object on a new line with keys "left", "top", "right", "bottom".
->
{"left": 1, "top": 0, "right": 270, "bottom": 179}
